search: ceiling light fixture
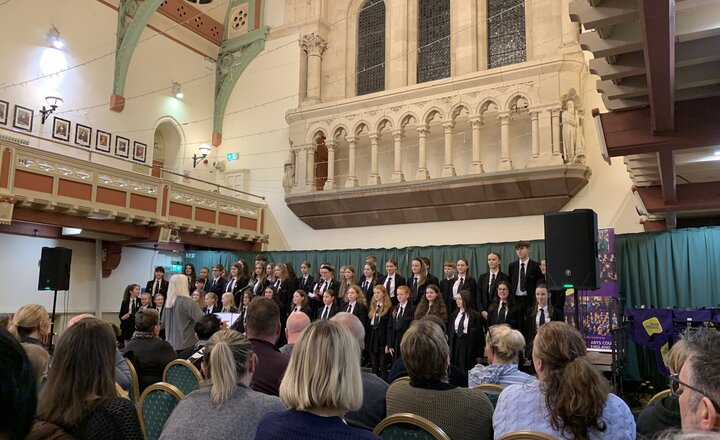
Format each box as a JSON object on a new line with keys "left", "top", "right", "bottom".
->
{"left": 171, "top": 82, "right": 184, "bottom": 99}
{"left": 48, "top": 26, "right": 64, "bottom": 49}
{"left": 39, "top": 95, "right": 64, "bottom": 124}
{"left": 192, "top": 144, "right": 211, "bottom": 168}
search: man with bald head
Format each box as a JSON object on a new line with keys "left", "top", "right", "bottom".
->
{"left": 332, "top": 312, "right": 388, "bottom": 431}
{"left": 279, "top": 311, "right": 310, "bottom": 356}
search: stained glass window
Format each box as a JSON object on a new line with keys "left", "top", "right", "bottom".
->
{"left": 488, "top": 0, "right": 526, "bottom": 68}
{"left": 417, "top": 0, "right": 451, "bottom": 83}
{"left": 357, "top": 0, "right": 386, "bottom": 96}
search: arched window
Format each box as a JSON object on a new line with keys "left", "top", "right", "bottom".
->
{"left": 357, "top": 0, "right": 385, "bottom": 96}
{"left": 488, "top": 0, "right": 526, "bottom": 68}
{"left": 417, "top": 0, "right": 450, "bottom": 84}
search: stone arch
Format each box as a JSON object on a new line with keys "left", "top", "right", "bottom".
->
{"left": 449, "top": 102, "right": 473, "bottom": 121}
{"left": 477, "top": 98, "right": 501, "bottom": 116}
{"left": 332, "top": 124, "right": 350, "bottom": 141}
{"left": 352, "top": 120, "right": 371, "bottom": 137}
{"left": 374, "top": 116, "right": 394, "bottom": 134}
{"left": 504, "top": 92, "right": 532, "bottom": 112}
{"left": 306, "top": 126, "right": 328, "bottom": 144}
{"left": 398, "top": 111, "right": 420, "bottom": 128}
{"left": 152, "top": 116, "right": 185, "bottom": 178}
{"left": 422, "top": 107, "right": 445, "bottom": 125}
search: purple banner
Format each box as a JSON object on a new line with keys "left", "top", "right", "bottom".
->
{"left": 564, "top": 228, "right": 619, "bottom": 351}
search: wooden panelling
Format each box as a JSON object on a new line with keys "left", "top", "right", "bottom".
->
{"left": 218, "top": 212, "right": 238, "bottom": 228}
{"left": 58, "top": 179, "right": 92, "bottom": 201}
{"left": 129, "top": 193, "right": 157, "bottom": 213}
{"left": 195, "top": 207, "right": 215, "bottom": 224}
{"left": 240, "top": 216, "right": 257, "bottom": 231}
{"left": 96, "top": 187, "right": 126, "bottom": 207}
{"left": 169, "top": 202, "right": 192, "bottom": 219}
{"left": 14, "top": 170, "right": 53, "bottom": 193}
{"left": 0, "top": 148, "right": 10, "bottom": 189}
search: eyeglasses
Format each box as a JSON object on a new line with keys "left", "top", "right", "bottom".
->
{"left": 669, "top": 373, "right": 720, "bottom": 413}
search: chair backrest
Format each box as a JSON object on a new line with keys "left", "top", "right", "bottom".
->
{"left": 647, "top": 389, "right": 671, "bottom": 407}
{"left": 374, "top": 413, "right": 451, "bottom": 440}
{"left": 138, "top": 382, "right": 185, "bottom": 440}
{"left": 498, "top": 430, "right": 559, "bottom": 440}
{"left": 163, "top": 359, "right": 203, "bottom": 396}
{"left": 123, "top": 357, "right": 140, "bottom": 403}
{"left": 472, "top": 383, "right": 504, "bottom": 408}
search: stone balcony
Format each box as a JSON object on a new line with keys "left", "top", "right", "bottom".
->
{"left": 284, "top": 54, "right": 592, "bottom": 229}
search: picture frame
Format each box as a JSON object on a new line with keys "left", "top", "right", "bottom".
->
{"left": 51, "top": 117, "right": 71, "bottom": 142}
{"left": 75, "top": 124, "right": 92, "bottom": 148}
{"left": 95, "top": 130, "right": 111, "bottom": 152}
{"left": 0, "top": 100, "right": 8, "bottom": 125}
{"left": 132, "top": 141, "right": 147, "bottom": 163}
{"left": 115, "top": 136, "right": 130, "bottom": 158}
{"left": 13, "top": 105, "right": 33, "bottom": 132}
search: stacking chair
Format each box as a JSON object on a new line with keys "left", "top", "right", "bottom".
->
{"left": 163, "top": 359, "right": 203, "bottom": 396}
{"left": 138, "top": 382, "right": 184, "bottom": 440}
{"left": 123, "top": 357, "right": 140, "bottom": 403}
{"left": 373, "top": 413, "right": 451, "bottom": 440}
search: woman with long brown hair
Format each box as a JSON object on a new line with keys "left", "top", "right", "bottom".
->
{"left": 119, "top": 284, "right": 141, "bottom": 345}
{"left": 368, "top": 285, "right": 392, "bottom": 381}
{"left": 493, "top": 321, "right": 634, "bottom": 439}
{"left": 413, "top": 284, "right": 449, "bottom": 324}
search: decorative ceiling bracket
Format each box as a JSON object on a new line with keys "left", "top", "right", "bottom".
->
{"left": 212, "top": 0, "right": 269, "bottom": 146}
{"left": 110, "top": 0, "right": 165, "bottom": 112}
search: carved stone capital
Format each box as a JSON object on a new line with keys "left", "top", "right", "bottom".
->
{"left": 470, "top": 118, "right": 482, "bottom": 128}
{"left": 392, "top": 129, "right": 404, "bottom": 140}
{"left": 300, "top": 33, "right": 328, "bottom": 57}
{"left": 443, "top": 122, "right": 455, "bottom": 132}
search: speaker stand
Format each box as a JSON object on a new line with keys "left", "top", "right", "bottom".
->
{"left": 48, "top": 289, "right": 59, "bottom": 351}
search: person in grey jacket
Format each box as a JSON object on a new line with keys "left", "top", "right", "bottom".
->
{"left": 162, "top": 274, "right": 205, "bottom": 352}
{"left": 160, "top": 329, "right": 286, "bottom": 440}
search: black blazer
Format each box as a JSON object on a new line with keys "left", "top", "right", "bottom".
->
{"left": 486, "top": 301, "right": 521, "bottom": 330}
{"left": 508, "top": 259, "right": 543, "bottom": 303}
{"left": 341, "top": 301, "right": 369, "bottom": 328}
{"left": 226, "top": 276, "right": 249, "bottom": 295}
{"left": 439, "top": 276, "right": 458, "bottom": 313}
{"left": 119, "top": 297, "right": 141, "bottom": 340}
{"left": 145, "top": 279, "right": 169, "bottom": 299}
{"left": 387, "top": 302, "right": 415, "bottom": 356}
{"left": 476, "top": 271, "right": 511, "bottom": 313}
{"left": 426, "top": 273, "right": 440, "bottom": 287}
{"left": 379, "top": 273, "right": 406, "bottom": 299}
{"left": 315, "top": 303, "right": 339, "bottom": 321}
{"left": 296, "top": 275, "right": 315, "bottom": 294}
{"left": 250, "top": 278, "right": 270, "bottom": 296}
{"left": 408, "top": 277, "right": 428, "bottom": 306}
{"left": 447, "top": 309, "right": 483, "bottom": 370}
{"left": 367, "top": 312, "right": 390, "bottom": 353}
{"left": 456, "top": 276, "right": 478, "bottom": 308}
{"left": 312, "top": 278, "right": 341, "bottom": 301}
{"left": 359, "top": 277, "right": 380, "bottom": 304}
{"left": 202, "top": 303, "right": 222, "bottom": 314}
{"left": 204, "top": 277, "right": 227, "bottom": 296}
{"left": 270, "top": 279, "right": 293, "bottom": 310}
{"left": 231, "top": 305, "right": 249, "bottom": 333}
{"left": 524, "top": 306, "right": 563, "bottom": 345}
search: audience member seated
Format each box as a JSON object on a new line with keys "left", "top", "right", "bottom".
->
{"left": 386, "top": 319, "right": 493, "bottom": 440}
{"left": 0, "top": 326, "right": 37, "bottom": 440}
{"left": 160, "top": 329, "right": 286, "bottom": 440}
{"left": 387, "top": 314, "right": 468, "bottom": 387}
{"left": 332, "top": 312, "right": 388, "bottom": 432}
{"left": 30, "top": 318, "right": 143, "bottom": 439}
{"left": 203, "top": 292, "right": 222, "bottom": 315}
{"left": 468, "top": 324, "right": 535, "bottom": 388}
{"left": 256, "top": 320, "right": 380, "bottom": 440}
{"left": 9, "top": 304, "right": 50, "bottom": 351}
{"left": 493, "top": 321, "right": 635, "bottom": 439}
{"left": 122, "top": 308, "right": 177, "bottom": 393}
{"left": 280, "top": 311, "right": 310, "bottom": 356}
{"left": 164, "top": 274, "right": 205, "bottom": 352}
{"left": 0, "top": 313, "right": 12, "bottom": 330}
{"left": 676, "top": 329, "right": 720, "bottom": 433}
{"left": 637, "top": 340, "right": 687, "bottom": 439}
{"left": 178, "top": 314, "right": 222, "bottom": 374}
{"left": 22, "top": 343, "right": 49, "bottom": 391}
{"left": 246, "top": 297, "right": 289, "bottom": 396}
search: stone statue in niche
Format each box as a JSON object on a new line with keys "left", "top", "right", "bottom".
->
{"left": 562, "top": 99, "right": 586, "bottom": 164}
{"left": 283, "top": 144, "right": 295, "bottom": 194}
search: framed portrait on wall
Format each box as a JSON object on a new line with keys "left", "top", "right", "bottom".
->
{"left": 0, "top": 100, "right": 8, "bottom": 125}
{"left": 115, "top": 136, "right": 130, "bottom": 158}
{"left": 13, "top": 105, "right": 33, "bottom": 132}
{"left": 52, "top": 117, "right": 71, "bottom": 142}
{"left": 132, "top": 141, "right": 147, "bottom": 163}
{"left": 95, "top": 130, "right": 111, "bottom": 152}
{"left": 75, "top": 124, "right": 92, "bottom": 147}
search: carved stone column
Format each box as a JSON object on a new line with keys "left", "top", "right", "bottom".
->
{"left": 305, "top": 145, "right": 316, "bottom": 189}
{"left": 470, "top": 117, "right": 484, "bottom": 173}
{"left": 300, "top": 33, "right": 327, "bottom": 104}
{"left": 345, "top": 136, "right": 359, "bottom": 187}
{"left": 551, "top": 108, "right": 562, "bottom": 158}
{"left": 530, "top": 111, "right": 540, "bottom": 158}
{"left": 323, "top": 141, "right": 336, "bottom": 190}
{"left": 498, "top": 113, "right": 513, "bottom": 171}
{"left": 416, "top": 125, "right": 430, "bottom": 180}
{"left": 368, "top": 133, "right": 381, "bottom": 185}
{"left": 442, "top": 122, "right": 456, "bottom": 177}
{"left": 391, "top": 130, "right": 405, "bottom": 183}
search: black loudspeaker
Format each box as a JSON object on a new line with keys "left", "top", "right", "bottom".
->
{"left": 38, "top": 247, "right": 72, "bottom": 291}
{"left": 544, "top": 209, "right": 599, "bottom": 290}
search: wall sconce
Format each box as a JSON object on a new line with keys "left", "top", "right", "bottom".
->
{"left": 171, "top": 82, "right": 184, "bottom": 99}
{"left": 48, "top": 26, "right": 64, "bottom": 49}
{"left": 192, "top": 144, "right": 211, "bottom": 168}
{"left": 39, "top": 95, "right": 64, "bottom": 124}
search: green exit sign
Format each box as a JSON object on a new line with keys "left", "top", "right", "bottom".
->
{"left": 226, "top": 152, "right": 238, "bottom": 161}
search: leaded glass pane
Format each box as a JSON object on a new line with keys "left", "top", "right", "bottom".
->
{"left": 357, "top": 0, "right": 386, "bottom": 96}
{"left": 417, "top": 0, "right": 451, "bottom": 83}
{"left": 488, "top": 0, "right": 526, "bottom": 68}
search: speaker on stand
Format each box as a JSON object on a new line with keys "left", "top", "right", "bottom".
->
{"left": 38, "top": 247, "right": 72, "bottom": 349}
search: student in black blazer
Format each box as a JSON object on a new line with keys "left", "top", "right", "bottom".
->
{"left": 524, "top": 284, "right": 563, "bottom": 354}
{"left": 226, "top": 263, "right": 249, "bottom": 299}
{"left": 270, "top": 263, "right": 293, "bottom": 312}
{"left": 486, "top": 281, "right": 521, "bottom": 330}
{"left": 358, "top": 255, "right": 385, "bottom": 285}
{"left": 387, "top": 285, "right": 415, "bottom": 360}
{"left": 288, "top": 289, "right": 314, "bottom": 321}
{"left": 249, "top": 263, "right": 270, "bottom": 296}
{"left": 312, "top": 263, "right": 340, "bottom": 308}
{"left": 408, "top": 258, "right": 429, "bottom": 306}
{"left": 367, "top": 285, "right": 392, "bottom": 381}
{"left": 379, "top": 259, "right": 406, "bottom": 305}
{"left": 315, "top": 288, "right": 340, "bottom": 321}
{"left": 202, "top": 292, "right": 222, "bottom": 315}
{"left": 419, "top": 256, "right": 440, "bottom": 287}
{"left": 145, "top": 266, "right": 169, "bottom": 300}
{"left": 119, "top": 284, "right": 142, "bottom": 344}
{"left": 447, "top": 290, "right": 484, "bottom": 372}
{"left": 477, "top": 251, "right": 511, "bottom": 321}
{"left": 342, "top": 285, "right": 369, "bottom": 329}
{"left": 508, "top": 241, "right": 543, "bottom": 317}
{"left": 359, "top": 262, "right": 380, "bottom": 304}
{"left": 204, "top": 264, "right": 227, "bottom": 297}
{"left": 455, "top": 258, "right": 479, "bottom": 310}
{"left": 296, "top": 260, "right": 315, "bottom": 295}
{"left": 439, "top": 260, "right": 458, "bottom": 314}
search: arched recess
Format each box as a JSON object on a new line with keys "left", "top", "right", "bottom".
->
{"left": 153, "top": 117, "right": 186, "bottom": 180}
{"left": 312, "top": 130, "right": 328, "bottom": 191}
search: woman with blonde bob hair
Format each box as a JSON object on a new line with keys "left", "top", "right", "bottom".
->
{"left": 160, "top": 330, "right": 285, "bottom": 439}
{"left": 256, "top": 320, "right": 380, "bottom": 440}
{"left": 468, "top": 324, "right": 534, "bottom": 388}
{"left": 494, "top": 321, "right": 635, "bottom": 439}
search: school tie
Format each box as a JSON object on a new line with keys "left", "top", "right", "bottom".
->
{"left": 322, "top": 306, "right": 329, "bottom": 320}
{"left": 499, "top": 302, "right": 506, "bottom": 324}
{"left": 412, "top": 277, "right": 418, "bottom": 301}
{"left": 539, "top": 307, "right": 546, "bottom": 327}
{"left": 153, "top": 279, "right": 159, "bottom": 295}
{"left": 458, "top": 311, "right": 466, "bottom": 335}
{"left": 385, "top": 276, "right": 392, "bottom": 292}
{"left": 520, "top": 263, "right": 526, "bottom": 291}
{"left": 397, "top": 306, "right": 404, "bottom": 323}
{"left": 490, "top": 273, "right": 496, "bottom": 290}
{"left": 321, "top": 281, "right": 328, "bottom": 293}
